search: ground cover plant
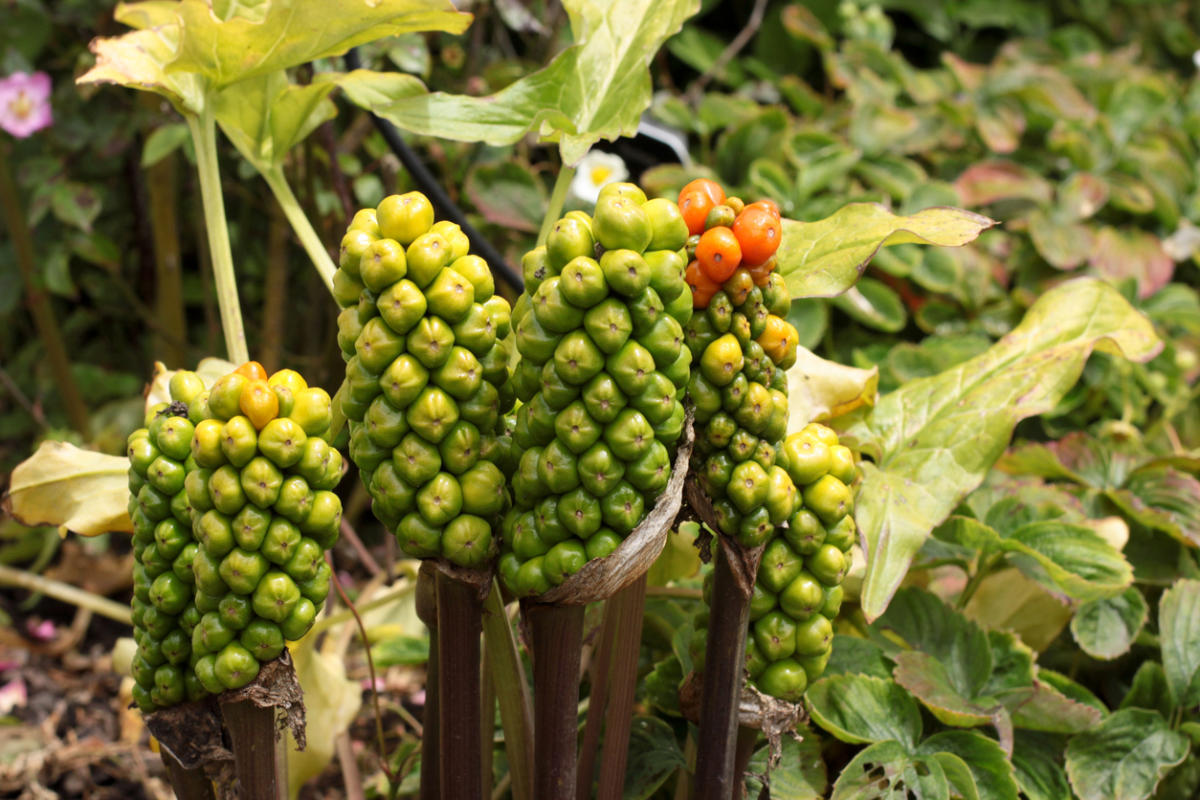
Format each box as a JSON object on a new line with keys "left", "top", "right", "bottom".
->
{"left": 1, "top": 0, "right": 1199, "bottom": 798}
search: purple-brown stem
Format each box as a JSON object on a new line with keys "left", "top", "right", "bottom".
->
{"left": 596, "top": 575, "right": 648, "bottom": 800}
{"left": 436, "top": 571, "right": 484, "bottom": 800}
{"left": 527, "top": 602, "right": 585, "bottom": 800}
{"left": 220, "top": 699, "right": 285, "bottom": 800}
{"left": 415, "top": 564, "right": 440, "bottom": 800}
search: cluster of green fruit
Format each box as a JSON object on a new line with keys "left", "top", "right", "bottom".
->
{"left": 695, "top": 424, "right": 856, "bottom": 702}
{"left": 333, "top": 192, "right": 513, "bottom": 569}
{"left": 127, "top": 363, "right": 340, "bottom": 711}
{"left": 497, "top": 182, "right": 694, "bottom": 596}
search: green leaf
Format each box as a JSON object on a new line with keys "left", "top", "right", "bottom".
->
{"left": 744, "top": 731, "right": 827, "bottom": 799}
{"left": 832, "top": 279, "right": 907, "bottom": 333}
{"left": 621, "top": 716, "right": 686, "bottom": 800}
{"left": 874, "top": 588, "right": 992, "bottom": 696}
{"left": 938, "top": 516, "right": 1132, "bottom": 603}
{"left": 1007, "top": 677, "right": 1104, "bottom": 735}
{"left": 842, "top": 278, "right": 1162, "bottom": 620}
{"left": 2, "top": 442, "right": 133, "bottom": 537}
{"left": 1064, "top": 709, "right": 1189, "bottom": 800}
{"left": 777, "top": 203, "right": 995, "bottom": 299}
{"left": 830, "top": 740, "right": 949, "bottom": 800}
{"left": 805, "top": 675, "right": 922, "bottom": 748}
{"left": 718, "top": 109, "right": 789, "bottom": 186}
{"left": 953, "top": 160, "right": 1054, "bottom": 207}
{"left": 824, "top": 635, "right": 893, "bottom": 680}
{"left": 917, "top": 731, "right": 1018, "bottom": 800}
{"left": 78, "top": 23, "right": 206, "bottom": 114}
{"left": 340, "top": 0, "right": 699, "bottom": 165}
{"left": 463, "top": 161, "right": 546, "bottom": 234}
{"left": 1070, "top": 587, "right": 1148, "bottom": 661}
{"left": 51, "top": 182, "right": 102, "bottom": 234}
{"left": 141, "top": 122, "right": 192, "bottom": 167}
{"left": 1107, "top": 466, "right": 1200, "bottom": 548}
{"left": 646, "top": 525, "right": 701, "bottom": 586}
{"left": 1120, "top": 661, "right": 1172, "bottom": 719}
{"left": 1011, "top": 732, "right": 1070, "bottom": 800}
{"left": 893, "top": 651, "right": 1011, "bottom": 746}
{"left": 964, "top": 569, "right": 1072, "bottom": 653}
{"left": 1159, "top": 579, "right": 1200, "bottom": 710}
{"left": 369, "top": 634, "right": 429, "bottom": 667}
{"left": 212, "top": 71, "right": 338, "bottom": 171}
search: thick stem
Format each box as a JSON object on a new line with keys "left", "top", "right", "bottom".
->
{"left": 220, "top": 699, "right": 285, "bottom": 800}
{"left": 161, "top": 749, "right": 215, "bottom": 800}
{"left": 146, "top": 150, "right": 187, "bottom": 367}
{"left": 187, "top": 109, "right": 248, "bottom": 365}
{"left": 260, "top": 198, "right": 288, "bottom": 373}
{"left": 482, "top": 583, "right": 534, "bottom": 800}
{"left": 416, "top": 565, "right": 440, "bottom": 800}
{"left": 0, "top": 564, "right": 131, "bottom": 624}
{"left": 538, "top": 166, "right": 577, "bottom": 247}
{"left": 436, "top": 571, "right": 484, "bottom": 800}
{"left": 481, "top": 640, "right": 495, "bottom": 794}
{"left": 576, "top": 597, "right": 618, "bottom": 800}
{"left": 261, "top": 166, "right": 337, "bottom": 297}
{"left": 693, "top": 551, "right": 752, "bottom": 800}
{"left": 0, "top": 142, "right": 89, "bottom": 434}
{"left": 731, "top": 726, "right": 759, "bottom": 800}
{"left": 596, "top": 576, "right": 648, "bottom": 800}
{"left": 527, "top": 602, "right": 585, "bottom": 800}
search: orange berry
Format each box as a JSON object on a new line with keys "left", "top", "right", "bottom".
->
{"left": 234, "top": 361, "right": 268, "bottom": 381}
{"left": 745, "top": 199, "right": 781, "bottom": 220}
{"left": 239, "top": 379, "right": 279, "bottom": 429}
{"left": 685, "top": 260, "right": 720, "bottom": 309}
{"left": 679, "top": 190, "right": 716, "bottom": 237}
{"left": 733, "top": 207, "right": 782, "bottom": 266}
{"left": 747, "top": 258, "right": 775, "bottom": 287}
{"left": 696, "top": 226, "right": 742, "bottom": 283}
{"left": 678, "top": 178, "right": 725, "bottom": 208}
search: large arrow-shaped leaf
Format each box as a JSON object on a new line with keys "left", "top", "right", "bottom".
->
{"left": 843, "top": 279, "right": 1161, "bottom": 620}
{"left": 2, "top": 442, "right": 133, "bottom": 537}
{"left": 776, "top": 204, "right": 996, "bottom": 299}
{"left": 338, "top": 0, "right": 699, "bottom": 165}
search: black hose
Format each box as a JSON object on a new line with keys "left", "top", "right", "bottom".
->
{"left": 343, "top": 48, "right": 524, "bottom": 293}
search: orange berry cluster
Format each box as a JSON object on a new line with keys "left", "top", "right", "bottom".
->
{"left": 679, "top": 179, "right": 783, "bottom": 308}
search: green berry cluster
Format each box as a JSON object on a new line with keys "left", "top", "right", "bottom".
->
{"left": 696, "top": 424, "right": 856, "bottom": 703}
{"left": 497, "top": 182, "right": 694, "bottom": 597}
{"left": 334, "top": 191, "right": 514, "bottom": 569}
{"left": 128, "top": 364, "right": 342, "bottom": 712}
{"left": 686, "top": 269, "right": 796, "bottom": 549}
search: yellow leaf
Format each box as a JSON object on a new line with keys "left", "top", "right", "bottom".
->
{"left": 786, "top": 345, "right": 878, "bottom": 429}
{"left": 965, "top": 568, "right": 1073, "bottom": 652}
{"left": 287, "top": 639, "right": 363, "bottom": 799}
{"left": 3, "top": 442, "right": 133, "bottom": 537}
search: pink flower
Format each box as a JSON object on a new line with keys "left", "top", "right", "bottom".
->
{"left": 0, "top": 72, "right": 53, "bottom": 138}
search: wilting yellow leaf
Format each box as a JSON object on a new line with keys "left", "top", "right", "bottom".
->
{"left": 3, "top": 442, "right": 133, "bottom": 536}
{"left": 786, "top": 345, "right": 878, "bottom": 429}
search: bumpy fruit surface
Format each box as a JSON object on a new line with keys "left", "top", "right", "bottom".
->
{"left": 129, "top": 363, "right": 342, "bottom": 711}
{"left": 499, "top": 182, "right": 692, "bottom": 597}
{"left": 334, "top": 193, "right": 513, "bottom": 569}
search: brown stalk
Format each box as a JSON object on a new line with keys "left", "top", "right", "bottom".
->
{"left": 595, "top": 575, "right": 649, "bottom": 800}
{"left": 526, "top": 601, "right": 586, "bottom": 800}
{"left": 436, "top": 570, "right": 486, "bottom": 800}
{"left": 415, "top": 564, "right": 440, "bottom": 800}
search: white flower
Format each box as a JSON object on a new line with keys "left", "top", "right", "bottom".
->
{"left": 567, "top": 150, "right": 628, "bottom": 206}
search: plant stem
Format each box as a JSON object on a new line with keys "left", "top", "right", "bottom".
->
{"left": 957, "top": 551, "right": 996, "bottom": 611}
{"left": 693, "top": 550, "right": 752, "bottom": 800}
{"left": 416, "top": 565, "right": 440, "bottom": 800}
{"left": 527, "top": 602, "right": 585, "bottom": 800}
{"left": 260, "top": 198, "right": 288, "bottom": 373}
{"left": 576, "top": 597, "right": 617, "bottom": 800}
{"left": 538, "top": 166, "right": 577, "bottom": 247}
{"left": 261, "top": 166, "right": 337, "bottom": 297}
{"left": 481, "top": 640, "right": 495, "bottom": 793}
{"left": 161, "top": 749, "right": 216, "bottom": 800}
{"left": 220, "top": 699, "right": 286, "bottom": 800}
{"left": 732, "top": 725, "right": 759, "bottom": 799}
{"left": 482, "top": 583, "right": 533, "bottom": 800}
{"left": 0, "top": 141, "right": 89, "bottom": 435}
{"left": 0, "top": 564, "right": 131, "bottom": 625}
{"left": 596, "top": 576, "right": 648, "bottom": 800}
{"left": 146, "top": 149, "right": 187, "bottom": 367}
{"left": 436, "top": 571, "right": 484, "bottom": 800}
{"left": 187, "top": 109, "right": 248, "bottom": 365}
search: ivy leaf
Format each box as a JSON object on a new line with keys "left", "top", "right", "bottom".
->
{"left": 776, "top": 203, "right": 995, "bottom": 299}
{"left": 1064, "top": 709, "right": 1189, "bottom": 800}
{"left": 340, "top": 0, "right": 699, "bottom": 165}
{"left": 785, "top": 345, "right": 878, "bottom": 432}
{"left": 1159, "top": 579, "right": 1200, "bottom": 710}
{"left": 916, "top": 731, "right": 1019, "bottom": 800}
{"left": 1070, "top": 587, "right": 1148, "bottom": 660}
{"left": 805, "top": 675, "right": 922, "bottom": 748}
{"left": 830, "top": 740, "right": 949, "bottom": 800}
{"left": 841, "top": 278, "right": 1161, "bottom": 620}
{"left": 3, "top": 442, "right": 132, "bottom": 537}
